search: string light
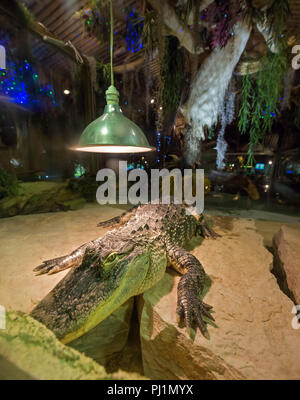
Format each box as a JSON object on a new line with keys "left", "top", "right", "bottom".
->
{"left": 125, "top": 10, "right": 143, "bottom": 53}
{"left": 0, "top": 58, "right": 56, "bottom": 108}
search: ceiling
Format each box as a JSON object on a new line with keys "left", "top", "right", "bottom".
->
{"left": 12, "top": 0, "right": 300, "bottom": 75}
{"left": 19, "top": 0, "right": 146, "bottom": 73}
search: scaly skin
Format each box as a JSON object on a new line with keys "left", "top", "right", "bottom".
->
{"left": 31, "top": 204, "right": 217, "bottom": 343}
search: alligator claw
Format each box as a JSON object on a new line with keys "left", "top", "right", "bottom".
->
{"left": 34, "top": 256, "right": 67, "bottom": 275}
{"left": 198, "top": 224, "right": 220, "bottom": 239}
{"left": 177, "top": 295, "right": 216, "bottom": 339}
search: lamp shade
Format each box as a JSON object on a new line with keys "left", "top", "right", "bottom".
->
{"left": 71, "top": 86, "right": 155, "bottom": 153}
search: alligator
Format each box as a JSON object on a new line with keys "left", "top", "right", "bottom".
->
{"left": 30, "top": 203, "right": 218, "bottom": 344}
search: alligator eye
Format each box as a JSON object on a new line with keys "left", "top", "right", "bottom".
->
{"left": 106, "top": 253, "right": 117, "bottom": 263}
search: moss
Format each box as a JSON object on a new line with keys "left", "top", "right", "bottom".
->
{"left": 68, "top": 175, "right": 99, "bottom": 202}
{"left": 16, "top": 2, "right": 35, "bottom": 26}
{"left": 0, "top": 181, "right": 87, "bottom": 218}
{"left": 0, "top": 169, "right": 20, "bottom": 199}
{"left": 0, "top": 311, "right": 146, "bottom": 380}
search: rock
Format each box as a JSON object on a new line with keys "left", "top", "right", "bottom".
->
{"left": 138, "top": 217, "right": 300, "bottom": 380}
{"left": 0, "top": 181, "right": 86, "bottom": 218}
{"left": 0, "top": 195, "right": 28, "bottom": 217}
{"left": 273, "top": 226, "right": 300, "bottom": 305}
{"left": 62, "top": 198, "right": 87, "bottom": 210}
{"left": 0, "top": 311, "right": 145, "bottom": 380}
{"left": 69, "top": 298, "right": 134, "bottom": 369}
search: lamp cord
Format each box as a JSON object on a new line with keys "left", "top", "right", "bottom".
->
{"left": 110, "top": 0, "right": 114, "bottom": 87}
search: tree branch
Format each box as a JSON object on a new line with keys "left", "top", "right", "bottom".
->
{"left": 114, "top": 57, "right": 145, "bottom": 73}
{"left": 148, "top": 0, "right": 205, "bottom": 54}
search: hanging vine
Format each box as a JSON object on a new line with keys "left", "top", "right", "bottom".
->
{"left": 237, "top": 0, "right": 290, "bottom": 166}
{"left": 265, "top": 0, "right": 291, "bottom": 48}
{"left": 95, "top": 59, "right": 110, "bottom": 88}
{"left": 238, "top": 68, "right": 252, "bottom": 135}
{"left": 160, "top": 36, "right": 184, "bottom": 119}
{"left": 238, "top": 47, "right": 288, "bottom": 164}
{"left": 77, "top": 0, "right": 111, "bottom": 43}
{"left": 141, "top": 9, "right": 159, "bottom": 55}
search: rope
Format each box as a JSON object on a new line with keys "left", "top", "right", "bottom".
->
{"left": 110, "top": 0, "right": 114, "bottom": 86}
{"left": 65, "top": 40, "right": 84, "bottom": 64}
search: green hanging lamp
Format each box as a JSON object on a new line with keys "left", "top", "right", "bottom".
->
{"left": 71, "top": 1, "right": 155, "bottom": 153}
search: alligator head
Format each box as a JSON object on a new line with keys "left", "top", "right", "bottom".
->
{"left": 31, "top": 228, "right": 166, "bottom": 344}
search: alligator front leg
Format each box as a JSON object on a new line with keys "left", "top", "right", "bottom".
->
{"left": 167, "top": 244, "right": 215, "bottom": 339}
{"left": 197, "top": 215, "right": 219, "bottom": 239}
{"left": 33, "top": 240, "right": 99, "bottom": 276}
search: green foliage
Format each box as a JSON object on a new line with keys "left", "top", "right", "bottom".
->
{"left": 17, "top": 2, "right": 35, "bottom": 26}
{"left": 96, "top": 60, "right": 110, "bottom": 87}
{"left": 141, "top": 9, "right": 159, "bottom": 55}
{"left": 238, "top": 48, "right": 287, "bottom": 165}
{"left": 295, "top": 105, "right": 300, "bottom": 129}
{"left": 243, "top": 0, "right": 290, "bottom": 44}
{"left": 259, "top": 50, "right": 287, "bottom": 129}
{"left": 0, "top": 169, "right": 20, "bottom": 199}
{"left": 266, "top": 0, "right": 290, "bottom": 48}
{"left": 208, "top": 126, "right": 216, "bottom": 140}
{"left": 160, "top": 36, "right": 184, "bottom": 117}
{"left": 68, "top": 175, "right": 98, "bottom": 202}
{"left": 89, "top": 0, "right": 110, "bottom": 7}
{"left": 80, "top": 1, "right": 110, "bottom": 43}
{"left": 2, "top": 0, "right": 35, "bottom": 28}
{"left": 238, "top": 0, "right": 290, "bottom": 165}
{"left": 238, "top": 70, "right": 252, "bottom": 134}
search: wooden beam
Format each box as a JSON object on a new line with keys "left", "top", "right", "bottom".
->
{"left": 0, "top": 1, "right": 147, "bottom": 75}
{"left": 0, "top": 2, "right": 82, "bottom": 64}
{"left": 114, "top": 57, "right": 145, "bottom": 74}
{"left": 35, "top": 0, "right": 62, "bottom": 22}
{"left": 49, "top": 0, "right": 87, "bottom": 35}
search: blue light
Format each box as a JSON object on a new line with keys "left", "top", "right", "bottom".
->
{"left": 0, "top": 56, "right": 57, "bottom": 109}
{"left": 255, "top": 163, "right": 265, "bottom": 170}
{"left": 125, "top": 9, "right": 143, "bottom": 53}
